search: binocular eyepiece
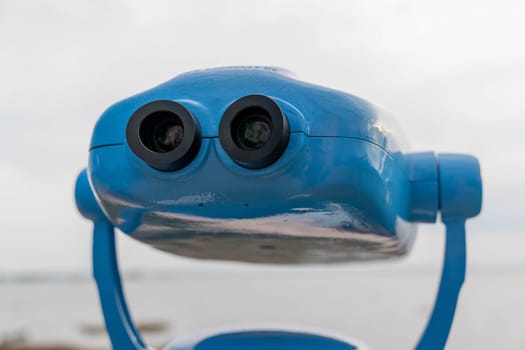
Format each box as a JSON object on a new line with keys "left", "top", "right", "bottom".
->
{"left": 126, "top": 100, "right": 201, "bottom": 171}
{"left": 126, "top": 95, "right": 289, "bottom": 171}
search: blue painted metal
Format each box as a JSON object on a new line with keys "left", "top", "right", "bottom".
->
{"left": 415, "top": 220, "right": 466, "bottom": 350}
{"left": 192, "top": 331, "right": 358, "bottom": 350}
{"left": 414, "top": 154, "right": 482, "bottom": 349}
{"left": 163, "top": 329, "right": 366, "bottom": 350}
{"left": 93, "top": 221, "right": 148, "bottom": 350}
{"left": 74, "top": 67, "right": 483, "bottom": 350}
{"left": 76, "top": 170, "right": 147, "bottom": 350}
{"left": 87, "top": 66, "right": 416, "bottom": 264}
{"left": 89, "top": 136, "right": 413, "bottom": 263}
{"left": 89, "top": 67, "right": 405, "bottom": 152}
{"left": 406, "top": 152, "right": 439, "bottom": 223}
{"left": 437, "top": 154, "right": 483, "bottom": 221}
{"left": 74, "top": 169, "right": 105, "bottom": 222}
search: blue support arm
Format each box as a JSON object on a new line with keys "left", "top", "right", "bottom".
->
{"left": 90, "top": 218, "right": 470, "bottom": 350}
{"left": 415, "top": 219, "right": 466, "bottom": 350}
{"left": 92, "top": 220, "right": 148, "bottom": 350}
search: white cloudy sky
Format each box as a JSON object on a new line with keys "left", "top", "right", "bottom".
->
{"left": 0, "top": 0, "right": 524, "bottom": 273}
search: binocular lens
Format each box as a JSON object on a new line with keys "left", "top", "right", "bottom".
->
{"left": 220, "top": 95, "right": 289, "bottom": 169}
{"left": 156, "top": 124, "right": 184, "bottom": 152}
{"left": 234, "top": 110, "right": 272, "bottom": 150}
{"left": 139, "top": 112, "right": 185, "bottom": 153}
{"left": 127, "top": 100, "right": 201, "bottom": 171}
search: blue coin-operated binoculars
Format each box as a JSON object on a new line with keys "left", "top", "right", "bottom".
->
{"left": 75, "top": 67, "right": 482, "bottom": 350}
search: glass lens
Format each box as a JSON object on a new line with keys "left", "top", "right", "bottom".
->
{"left": 238, "top": 117, "right": 271, "bottom": 150}
{"left": 153, "top": 122, "right": 184, "bottom": 152}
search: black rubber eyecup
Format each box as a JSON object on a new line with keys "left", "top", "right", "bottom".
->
{"left": 126, "top": 100, "right": 201, "bottom": 171}
{"left": 219, "top": 95, "right": 290, "bottom": 169}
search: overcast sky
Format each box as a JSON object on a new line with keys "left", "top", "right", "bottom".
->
{"left": 0, "top": 1, "right": 524, "bottom": 273}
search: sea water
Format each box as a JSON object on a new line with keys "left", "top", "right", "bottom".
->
{"left": 1, "top": 264, "right": 524, "bottom": 350}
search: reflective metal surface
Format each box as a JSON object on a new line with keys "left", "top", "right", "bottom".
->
{"left": 86, "top": 67, "right": 415, "bottom": 264}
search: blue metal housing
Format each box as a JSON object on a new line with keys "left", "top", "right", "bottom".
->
{"left": 164, "top": 329, "right": 361, "bottom": 350}
{"left": 86, "top": 67, "right": 416, "bottom": 264}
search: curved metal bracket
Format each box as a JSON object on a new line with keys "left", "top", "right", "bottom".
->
{"left": 415, "top": 220, "right": 466, "bottom": 350}
{"left": 92, "top": 220, "right": 148, "bottom": 350}
{"left": 92, "top": 219, "right": 468, "bottom": 350}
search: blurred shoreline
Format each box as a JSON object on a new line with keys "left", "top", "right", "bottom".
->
{"left": 3, "top": 264, "right": 525, "bottom": 349}
{"left": 0, "top": 344, "right": 96, "bottom": 350}
{"left": 1, "top": 321, "right": 168, "bottom": 350}
{"left": 1, "top": 261, "right": 524, "bottom": 284}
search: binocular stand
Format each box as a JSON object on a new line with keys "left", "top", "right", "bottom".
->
{"left": 76, "top": 153, "right": 482, "bottom": 350}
